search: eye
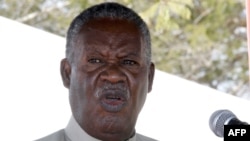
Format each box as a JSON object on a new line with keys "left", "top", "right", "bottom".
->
{"left": 88, "top": 58, "right": 102, "bottom": 64}
{"left": 122, "top": 60, "right": 137, "bottom": 65}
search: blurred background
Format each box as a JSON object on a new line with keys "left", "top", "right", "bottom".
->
{"left": 0, "top": 0, "right": 249, "bottom": 98}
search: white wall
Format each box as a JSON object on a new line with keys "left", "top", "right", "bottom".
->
{"left": 0, "top": 16, "right": 250, "bottom": 141}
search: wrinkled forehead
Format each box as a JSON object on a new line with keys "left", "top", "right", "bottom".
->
{"left": 70, "top": 18, "right": 147, "bottom": 63}
{"left": 80, "top": 18, "right": 142, "bottom": 36}
{"left": 74, "top": 18, "right": 144, "bottom": 51}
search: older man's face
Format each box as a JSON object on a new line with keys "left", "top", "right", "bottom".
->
{"left": 61, "top": 18, "right": 154, "bottom": 141}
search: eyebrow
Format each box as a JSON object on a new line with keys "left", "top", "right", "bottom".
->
{"left": 84, "top": 49, "right": 103, "bottom": 56}
{"left": 120, "top": 52, "right": 140, "bottom": 59}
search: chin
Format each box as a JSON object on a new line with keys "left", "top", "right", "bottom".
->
{"left": 95, "top": 115, "right": 135, "bottom": 141}
{"left": 96, "top": 127, "right": 135, "bottom": 141}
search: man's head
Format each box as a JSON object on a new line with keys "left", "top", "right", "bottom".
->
{"left": 60, "top": 2, "right": 155, "bottom": 141}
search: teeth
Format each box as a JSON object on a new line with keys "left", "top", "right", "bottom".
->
{"left": 106, "top": 95, "right": 121, "bottom": 100}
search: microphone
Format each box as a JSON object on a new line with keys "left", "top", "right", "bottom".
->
{"left": 209, "top": 109, "right": 249, "bottom": 137}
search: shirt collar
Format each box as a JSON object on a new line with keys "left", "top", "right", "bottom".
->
{"left": 65, "top": 116, "right": 137, "bottom": 141}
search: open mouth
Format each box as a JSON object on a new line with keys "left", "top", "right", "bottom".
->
{"left": 99, "top": 90, "right": 128, "bottom": 113}
{"left": 106, "top": 94, "right": 125, "bottom": 101}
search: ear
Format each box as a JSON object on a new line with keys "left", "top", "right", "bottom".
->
{"left": 60, "top": 58, "right": 71, "bottom": 88}
{"left": 148, "top": 62, "right": 155, "bottom": 93}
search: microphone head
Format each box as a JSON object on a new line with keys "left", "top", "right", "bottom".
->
{"left": 209, "top": 109, "right": 237, "bottom": 137}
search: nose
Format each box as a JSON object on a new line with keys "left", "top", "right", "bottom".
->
{"left": 100, "top": 64, "right": 126, "bottom": 83}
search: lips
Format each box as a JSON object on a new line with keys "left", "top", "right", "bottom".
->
{"left": 99, "top": 89, "right": 129, "bottom": 113}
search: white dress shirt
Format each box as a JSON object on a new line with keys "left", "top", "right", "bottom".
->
{"left": 65, "top": 116, "right": 137, "bottom": 141}
{"left": 36, "top": 116, "right": 157, "bottom": 141}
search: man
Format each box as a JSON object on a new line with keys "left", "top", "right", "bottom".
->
{"left": 36, "top": 2, "right": 155, "bottom": 141}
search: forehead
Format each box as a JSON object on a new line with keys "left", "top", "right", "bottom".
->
{"left": 81, "top": 18, "right": 141, "bottom": 35}
{"left": 74, "top": 18, "right": 144, "bottom": 52}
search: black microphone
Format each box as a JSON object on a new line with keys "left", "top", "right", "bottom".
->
{"left": 209, "top": 109, "right": 249, "bottom": 137}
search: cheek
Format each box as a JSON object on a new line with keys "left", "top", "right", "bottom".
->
{"left": 69, "top": 69, "right": 89, "bottom": 108}
{"left": 69, "top": 71, "right": 98, "bottom": 123}
{"left": 136, "top": 82, "right": 148, "bottom": 111}
{"left": 70, "top": 67, "right": 94, "bottom": 93}
{"left": 69, "top": 68, "right": 100, "bottom": 105}
{"left": 129, "top": 72, "right": 148, "bottom": 112}
{"left": 70, "top": 71, "right": 84, "bottom": 96}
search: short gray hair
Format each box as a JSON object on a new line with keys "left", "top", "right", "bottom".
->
{"left": 66, "top": 2, "right": 151, "bottom": 64}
